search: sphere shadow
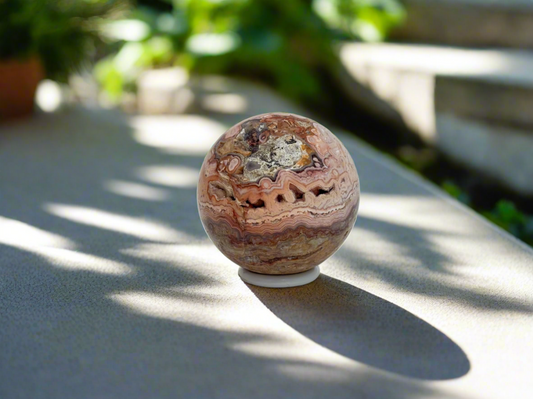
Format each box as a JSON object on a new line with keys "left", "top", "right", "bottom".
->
{"left": 248, "top": 274, "right": 470, "bottom": 380}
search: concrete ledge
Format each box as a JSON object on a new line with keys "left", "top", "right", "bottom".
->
{"left": 436, "top": 76, "right": 533, "bottom": 128}
{"left": 391, "top": 0, "right": 533, "bottom": 48}
{"left": 338, "top": 42, "right": 533, "bottom": 194}
{"left": 436, "top": 113, "right": 533, "bottom": 193}
{"left": 1, "top": 74, "right": 533, "bottom": 398}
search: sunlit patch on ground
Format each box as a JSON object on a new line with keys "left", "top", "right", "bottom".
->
{"left": 131, "top": 115, "right": 226, "bottom": 155}
{"left": 44, "top": 203, "right": 186, "bottom": 242}
{"left": 103, "top": 179, "right": 172, "bottom": 201}
{"left": 37, "top": 248, "right": 133, "bottom": 275}
{"left": 135, "top": 165, "right": 200, "bottom": 188}
{"left": 201, "top": 93, "right": 248, "bottom": 114}
{"left": 0, "top": 216, "right": 74, "bottom": 249}
{"left": 0, "top": 216, "right": 131, "bottom": 275}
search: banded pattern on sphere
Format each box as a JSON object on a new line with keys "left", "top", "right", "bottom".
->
{"left": 197, "top": 113, "right": 360, "bottom": 275}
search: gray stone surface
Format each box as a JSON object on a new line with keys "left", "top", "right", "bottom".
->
{"left": 338, "top": 42, "right": 533, "bottom": 194}
{"left": 436, "top": 113, "right": 533, "bottom": 191}
{"left": 391, "top": 0, "right": 533, "bottom": 48}
{"left": 1, "top": 76, "right": 533, "bottom": 398}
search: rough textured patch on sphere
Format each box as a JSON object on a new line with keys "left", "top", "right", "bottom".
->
{"left": 197, "top": 112, "right": 360, "bottom": 275}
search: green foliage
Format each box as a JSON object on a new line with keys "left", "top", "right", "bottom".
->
{"left": 94, "top": 0, "right": 404, "bottom": 102}
{"left": 441, "top": 180, "right": 470, "bottom": 205}
{"left": 397, "top": 145, "right": 437, "bottom": 174}
{"left": 313, "top": 0, "right": 405, "bottom": 41}
{"left": 440, "top": 180, "right": 533, "bottom": 246}
{"left": 482, "top": 200, "right": 532, "bottom": 241}
{"left": 0, "top": 0, "right": 124, "bottom": 82}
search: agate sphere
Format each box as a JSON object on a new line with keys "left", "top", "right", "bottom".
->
{"left": 197, "top": 113, "right": 359, "bottom": 275}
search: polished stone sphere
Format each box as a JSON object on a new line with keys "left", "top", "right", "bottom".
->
{"left": 197, "top": 113, "right": 359, "bottom": 275}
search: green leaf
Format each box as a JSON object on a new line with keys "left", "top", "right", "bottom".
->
{"left": 94, "top": 57, "right": 124, "bottom": 100}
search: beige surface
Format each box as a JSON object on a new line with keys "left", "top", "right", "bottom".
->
{"left": 1, "top": 78, "right": 533, "bottom": 398}
{"left": 391, "top": 0, "right": 533, "bottom": 48}
{"left": 338, "top": 42, "right": 533, "bottom": 195}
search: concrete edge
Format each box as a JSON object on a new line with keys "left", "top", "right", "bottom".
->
{"left": 337, "top": 129, "right": 533, "bottom": 256}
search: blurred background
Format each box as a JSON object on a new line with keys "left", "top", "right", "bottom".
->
{"left": 1, "top": 0, "right": 533, "bottom": 247}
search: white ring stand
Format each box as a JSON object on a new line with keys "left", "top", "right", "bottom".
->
{"left": 238, "top": 266, "right": 320, "bottom": 288}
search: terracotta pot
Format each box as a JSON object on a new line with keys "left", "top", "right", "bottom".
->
{"left": 0, "top": 57, "right": 44, "bottom": 121}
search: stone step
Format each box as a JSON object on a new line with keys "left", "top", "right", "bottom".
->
{"left": 3, "top": 73, "right": 533, "bottom": 399}
{"left": 391, "top": 0, "right": 533, "bottom": 48}
{"left": 337, "top": 42, "right": 533, "bottom": 195}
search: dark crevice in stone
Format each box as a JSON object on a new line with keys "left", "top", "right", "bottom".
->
{"left": 246, "top": 198, "right": 265, "bottom": 208}
{"left": 310, "top": 185, "right": 335, "bottom": 197}
{"left": 312, "top": 155, "right": 324, "bottom": 168}
{"left": 289, "top": 184, "right": 305, "bottom": 202}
